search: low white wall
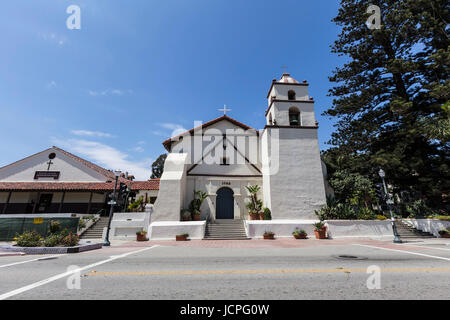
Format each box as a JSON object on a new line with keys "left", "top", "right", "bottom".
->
{"left": 245, "top": 220, "right": 319, "bottom": 238}
{"left": 326, "top": 220, "right": 393, "bottom": 239}
{"left": 149, "top": 221, "right": 206, "bottom": 240}
{"left": 404, "top": 219, "right": 450, "bottom": 237}
{"left": 110, "top": 212, "right": 151, "bottom": 240}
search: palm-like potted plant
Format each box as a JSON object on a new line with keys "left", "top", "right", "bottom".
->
{"left": 292, "top": 228, "right": 308, "bottom": 239}
{"left": 176, "top": 233, "right": 189, "bottom": 241}
{"left": 136, "top": 230, "right": 147, "bottom": 241}
{"left": 313, "top": 221, "right": 327, "bottom": 239}
{"left": 263, "top": 231, "right": 275, "bottom": 240}
{"left": 189, "top": 190, "right": 208, "bottom": 221}
{"left": 245, "top": 185, "right": 263, "bottom": 220}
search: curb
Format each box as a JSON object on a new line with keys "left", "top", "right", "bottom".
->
{"left": 0, "top": 251, "right": 26, "bottom": 257}
{"left": 0, "top": 242, "right": 103, "bottom": 255}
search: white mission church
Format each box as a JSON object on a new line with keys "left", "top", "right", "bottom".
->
{"left": 150, "top": 73, "right": 332, "bottom": 237}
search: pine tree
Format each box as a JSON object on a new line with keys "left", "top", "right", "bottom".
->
{"left": 323, "top": 0, "right": 449, "bottom": 207}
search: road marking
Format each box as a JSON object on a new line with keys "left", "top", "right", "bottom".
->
{"left": 0, "top": 255, "right": 63, "bottom": 269}
{"left": 395, "top": 244, "right": 450, "bottom": 252}
{"left": 0, "top": 245, "right": 160, "bottom": 300}
{"left": 354, "top": 244, "right": 450, "bottom": 261}
{"left": 86, "top": 267, "right": 450, "bottom": 277}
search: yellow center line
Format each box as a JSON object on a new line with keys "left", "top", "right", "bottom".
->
{"left": 86, "top": 267, "right": 450, "bottom": 276}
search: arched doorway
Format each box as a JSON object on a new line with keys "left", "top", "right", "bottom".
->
{"left": 216, "top": 187, "right": 234, "bottom": 219}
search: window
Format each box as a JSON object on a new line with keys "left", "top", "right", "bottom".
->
{"left": 288, "top": 90, "right": 296, "bottom": 100}
{"left": 289, "top": 107, "right": 300, "bottom": 126}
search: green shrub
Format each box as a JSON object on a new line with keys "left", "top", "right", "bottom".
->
{"left": 60, "top": 232, "right": 79, "bottom": 247}
{"left": 43, "top": 234, "right": 61, "bottom": 247}
{"left": 78, "top": 219, "right": 86, "bottom": 230}
{"left": 48, "top": 220, "right": 61, "bottom": 235}
{"left": 405, "top": 200, "right": 434, "bottom": 218}
{"left": 263, "top": 207, "right": 272, "bottom": 220}
{"left": 313, "top": 221, "right": 326, "bottom": 231}
{"left": 376, "top": 214, "right": 388, "bottom": 220}
{"left": 358, "top": 208, "right": 376, "bottom": 220}
{"left": 16, "top": 231, "right": 42, "bottom": 247}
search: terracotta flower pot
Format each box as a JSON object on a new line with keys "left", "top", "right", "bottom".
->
{"left": 249, "top": 213, "right": 258, "bottom": 220}
{"left": 294, "top": 234, "right": 307, "bottom": 239}
{"left": 258, "top": 213, "right": 264, "bottom": 220}
{"left": 441, "top": 233, "right": 450, "bottom": 238}
{"left": 314, "top": 228, "right": 327, "bottom": 239}
{"left": 136, "top": 233, "right": 147, "bottom": 242}
{"left": 182, "top": 216, "right": 191, "bottom": 221}
{"left": 176, "top": 235, "right": 188, "bottom": 241}
{"left": 263, "top": 234, "right": 275, "bottom": 240}
{"left": 192, "top": 213, "right": 201, "bottom": 221}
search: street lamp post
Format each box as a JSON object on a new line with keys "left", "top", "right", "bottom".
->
{"left": 378, "top": 169, "right": 402, "bottom": 244}
{"left": 103, "top": 170, "right": 121, "bottom": 246}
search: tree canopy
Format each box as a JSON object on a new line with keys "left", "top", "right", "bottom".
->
{"left": 323, "top": 0, "right": 449, "bottom": 208}
{"left": 150, "top": 153, "right": 167, "bottom": 179}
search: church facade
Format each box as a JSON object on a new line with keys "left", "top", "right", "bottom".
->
{"left": 152, "top": 73, "right": 329, "bottom": 223}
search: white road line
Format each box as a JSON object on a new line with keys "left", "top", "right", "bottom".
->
{"left": 0, "top": 245, "right": 160, "bottom": 300}
{"left": 395, "top": 244, "right": 450, "bottom": 252}
{"left": 354, "top": 244, "right": 450, "bottom": 262}
{"left": 0, "top": 255, "right": 63, "bottom": 269}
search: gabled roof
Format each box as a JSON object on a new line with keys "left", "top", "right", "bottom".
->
{"left": 162, "top": 115, "right": 258, "bottom": 151}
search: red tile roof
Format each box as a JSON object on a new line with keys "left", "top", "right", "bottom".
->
{"left": 162, "top": 115, "right": 258, "bottom": 151}
{"left": 0, "top": 179, "right": 160, "bottom": 192}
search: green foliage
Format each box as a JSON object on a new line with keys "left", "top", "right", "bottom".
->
{"left": 376, "top": 214, "right": 388, "bottom": 220}
{"left": 323, "top": 0, "right": 449, "bottom": 209}
{"left": 263, "top": 207, "right": 272, "bottom": 220}
{"left": 128, "top": 196, "right": 145, "bottom": 212}
{"left": 263, "top": 231, "right": 275, "bottom": 236}
{"left": 43, "top": 234, "right": 61, "bottom": 247}
{"left": 60, "top": 232, "right": 79, "bottom": 247}
{"left": 245, "top": 185, "right": 263, "bottom": 214}
{"left": 313, "top": 221, "right": 326, "bottom": 231}
{"left": 292, "top": 229, "right": 307, "bottom": 237}
{"left": 78, "top": 219, "right": 86, "bottom": 230}
{"left": 405, "top": 200, "right": 434, "bottom": 218}
{"left": 16, "top": 231, "right": 42, "bottom": 247}
{"left": 329, "top": 170, "right": 376, "bottom": 207}
{"left": 177, "top": 233, "right": 189, "bottom": 237}
{"left": 136, "top": 230, "right": 147, "bottom": 235}
{"left": 48, "top": 220, "right": 61, "bottom": 235}
{"left": 357, "top": 207, "right": 376, "bottom": 220}
{"left": 315, "top": 201, "right": 357, "bottom": 220}
{"left": 189, "top": 190, "right": 208, "bottom": 216}
{"left": 151, "top": 153, "right": 167, "bottom": 179}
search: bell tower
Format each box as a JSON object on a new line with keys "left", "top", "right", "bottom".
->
{"left": 261, "top": 73, "right": 326, "bottom": 219}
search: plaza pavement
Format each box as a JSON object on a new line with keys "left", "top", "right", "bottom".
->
{"left": 0, "top": 237, "right": 449, "bottom": 300}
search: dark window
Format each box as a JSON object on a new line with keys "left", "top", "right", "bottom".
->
{"left": 288, "top": 90, "right": 296, "bottom": 100}
{"left": 221, "top": 157, "right": 229, "bottom": 166}
{"left": 289, "top": 107, "right": 300, "bottom": 126}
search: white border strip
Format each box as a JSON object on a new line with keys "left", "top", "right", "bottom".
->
{"left": 354, "top": 244, "right": 450, "bottom": 262}
{"left": 0, "top": 245, "right": 160, "bottom": 300}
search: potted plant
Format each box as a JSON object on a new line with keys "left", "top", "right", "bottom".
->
{"left": 181, "top": 209, "right": 191, "bottom": 221}
{"left": 263, "top": 231, "right": 275, "bottom": 240}
{"left": 313, "top": 221, "right": 327, "bottom": 239}
{"left": 136, "top": 230, "right": 148, "bottom": 241}
{"left": 292, "top": 228, "right": 308, "bottom": 239}
{"left": 245, "top": 185, "right": 263, "bottom": 220}
{"left": 176, "top": 233, "right": 189, "bottom": 241}
{"left": 438, "top": 229, "right": 450, "bottom": 238}
{"left": 189, "top": 190, "right": 208, "bottom": 221}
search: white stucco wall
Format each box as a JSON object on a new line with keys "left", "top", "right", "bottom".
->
{"left": 0, "top": 148, "right": 107, "bottom": 182}
{"left": 110, "top": 212, "right": 151, "bottom": 239}
{"left": 149, "top": 221, "right": 206, "bottom": 240}
{"left": 403, "top": 219, "right": 450, "bottom": 237}
{"left": 263, "top": 128, "right": 326, "bottom": 219}
{"left": 326, "top": 220, "right": 394, "bottom": 239}
{"left": 245, "top": 220, "right": 319, "bottom": 238}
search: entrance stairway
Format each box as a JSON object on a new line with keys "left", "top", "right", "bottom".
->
{"left": 394, "top": 220, "right": 435, "bottom": 240}
{"left": 80, "top": 217, "right": 109, "bottom": 240}
{"left": 204, "top": 220, "right": 249, "bottom": 240}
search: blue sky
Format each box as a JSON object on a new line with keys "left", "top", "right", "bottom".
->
{"left": 0, "top": 0, "right": 344, "bottom": 179}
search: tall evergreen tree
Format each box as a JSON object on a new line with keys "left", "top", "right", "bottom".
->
{"left": 323, "top": 0, "right": 449, "bottom": 207}
{"left": 150, "top": 153, "right": 167, "bottom": 179}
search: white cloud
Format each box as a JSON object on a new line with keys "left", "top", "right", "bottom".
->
{"left": 71, "top": 130, "right": 113, "bottom": 138}
{"left": 88, "top": 89, "right": 132, "bottom": 96}
{"left": 158, "top": 123, "right": 187, "bottom": 136}
{"left": 133, "top": 146, "right": 144, "bottom": 153}
{"left": 46, "top": 81, "right": 57, "bottom": 89}
{"left": 52, "top": 138, "right": 152, "bottom": 180}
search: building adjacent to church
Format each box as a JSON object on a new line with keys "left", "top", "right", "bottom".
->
{"left": 152, "top": 73, "right": 330, "bottom": 225}
{"left": 0, "top": 146, "right": 159, "bottom": 215}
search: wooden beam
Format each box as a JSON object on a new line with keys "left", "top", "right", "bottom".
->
{"left": 87, "top": 192, "right": 93, "bottom": 214}
{"left": 58, "top": 191, "right": 65, "bottom": 213}
{"left": 2, "top": 191, "right": 12, "bottom": 214}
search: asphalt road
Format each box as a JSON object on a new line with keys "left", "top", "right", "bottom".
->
{"left": 0, "top": 241, "right": 449, "bottom": 300}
